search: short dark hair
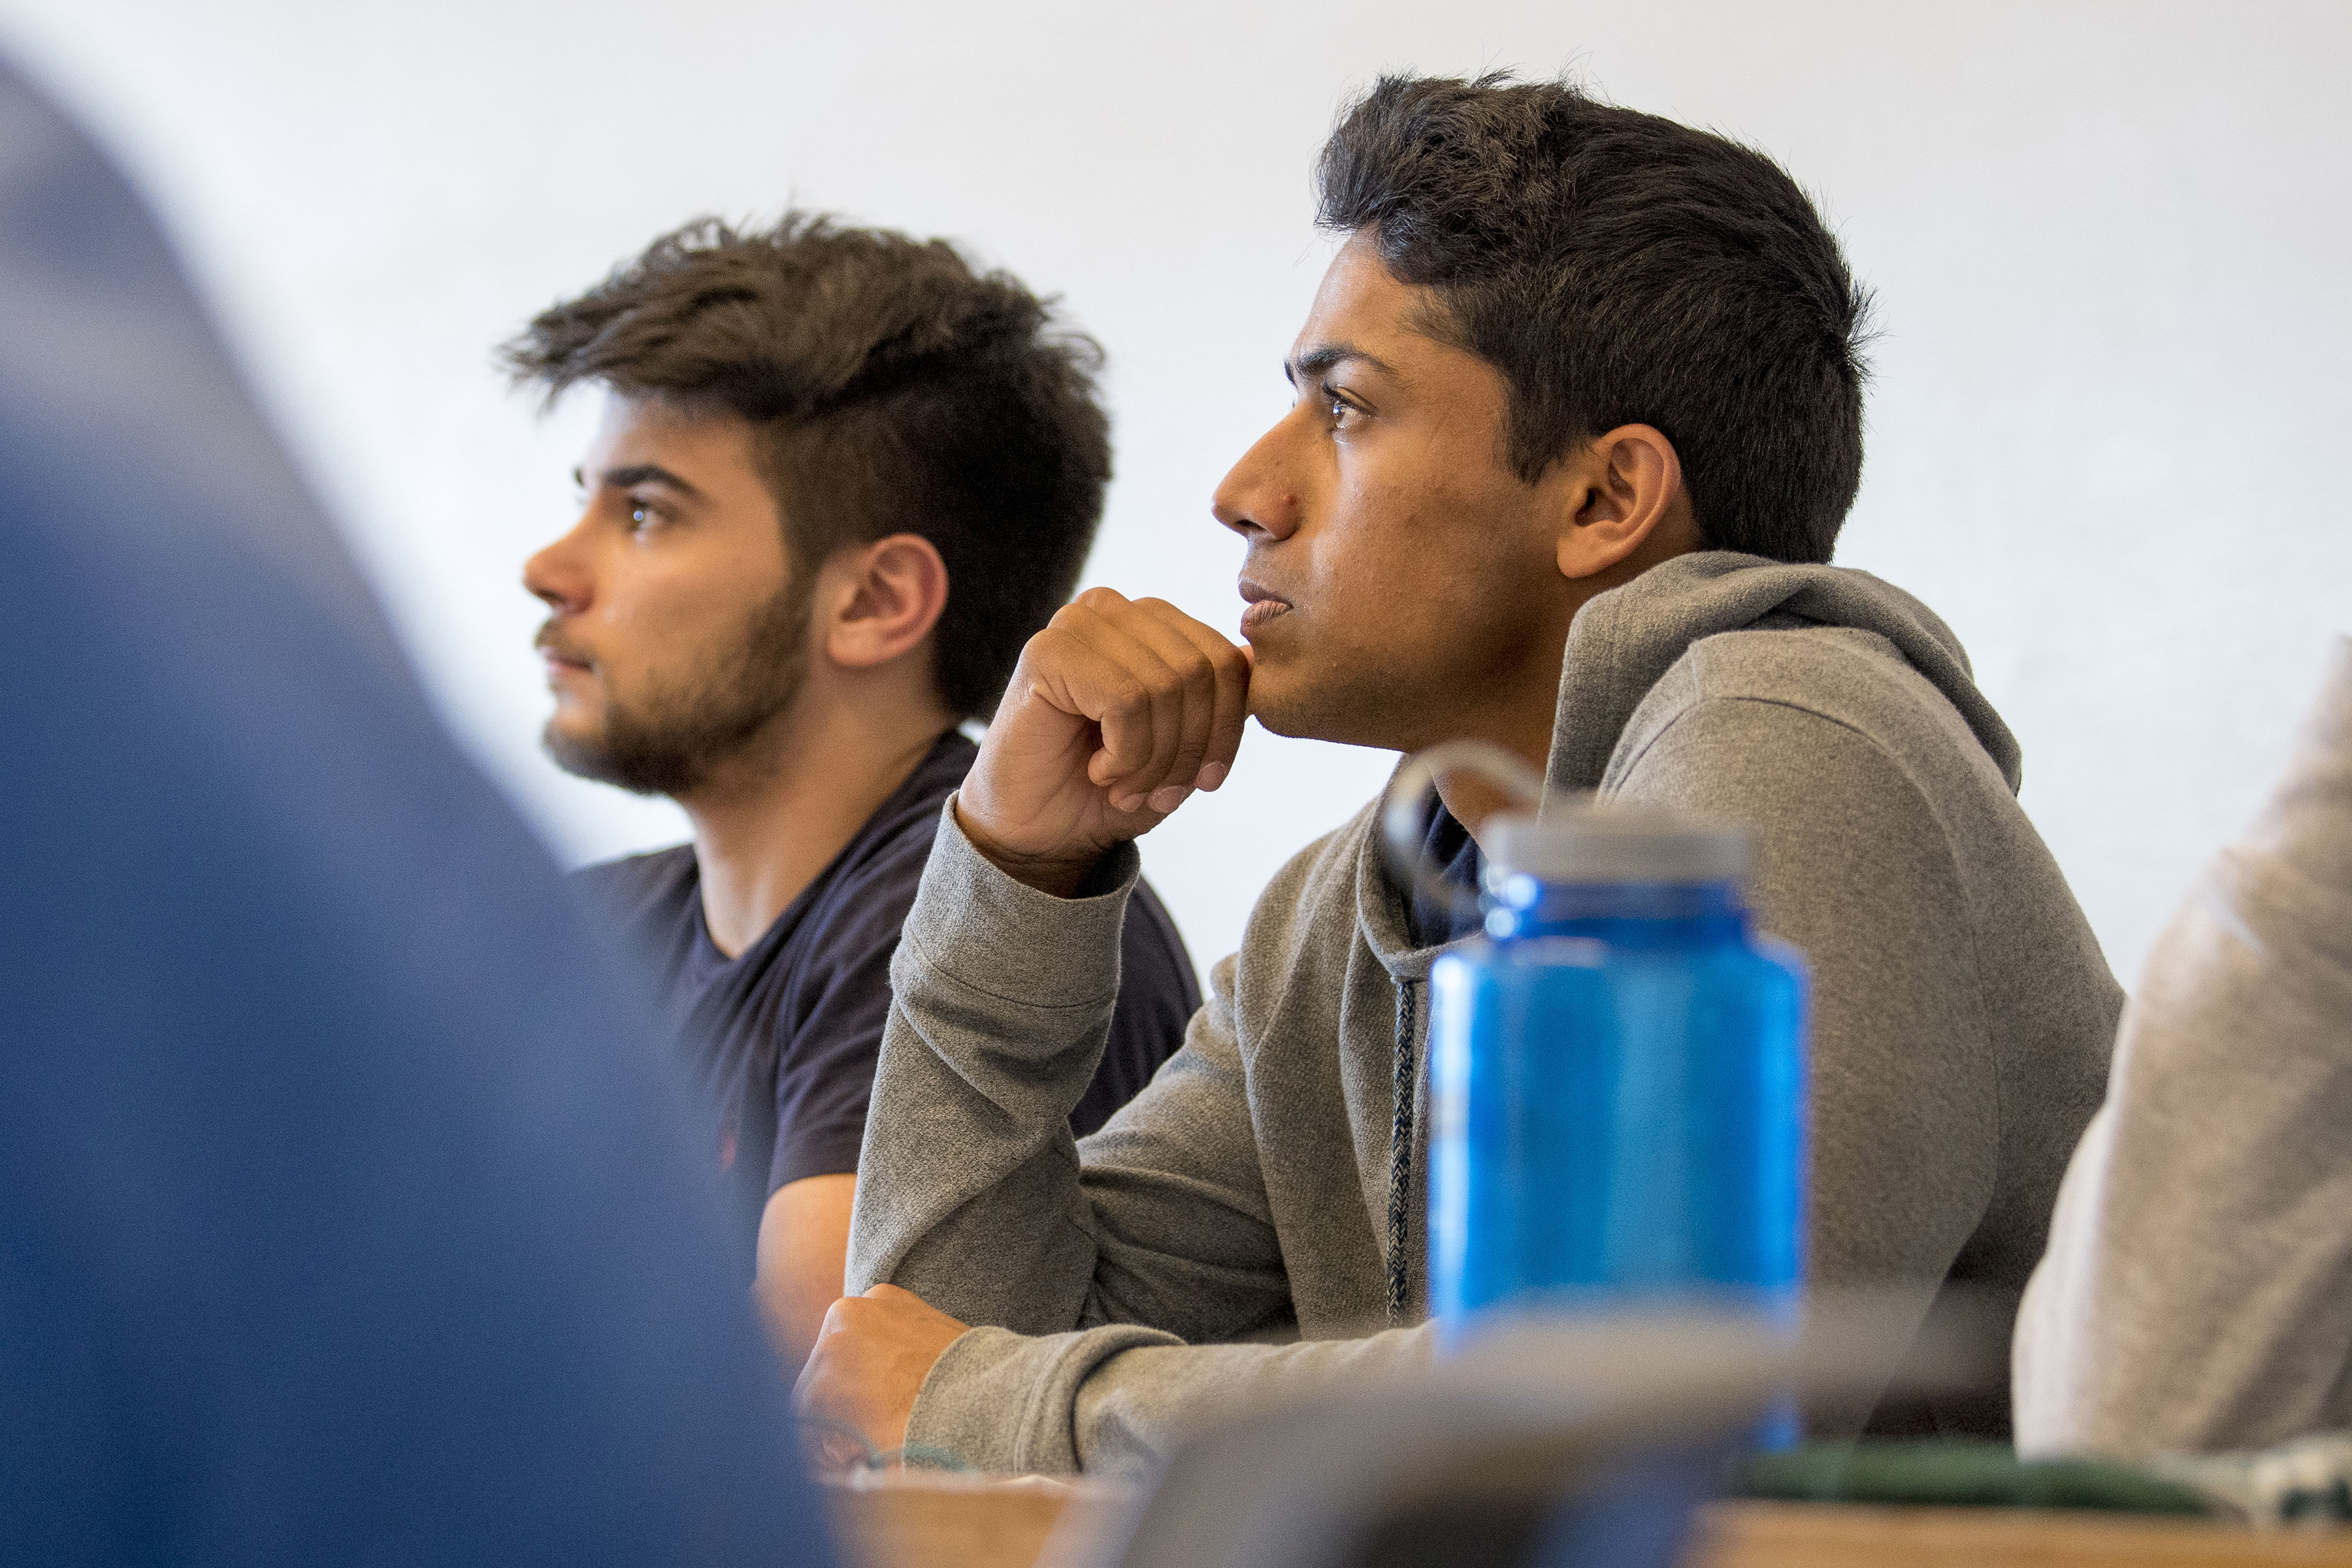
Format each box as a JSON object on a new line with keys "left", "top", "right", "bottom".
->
{"left": 501, "top": 214, "right": 1111, "bottom": 719}
{"left": 1317, "top": 74, "right": 1872, "bottom": 563}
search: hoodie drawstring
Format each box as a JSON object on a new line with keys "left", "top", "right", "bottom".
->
{"left": 1386, "top": 976, "right": 1418, "bottom": 1325}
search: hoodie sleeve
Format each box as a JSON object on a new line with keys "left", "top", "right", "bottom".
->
{"left": 849, "top": 802, "right": 1439, "bottom": 1474}
{"left": 904, "top": 1321, "right": 1437, "bottom": 1477}
{"left": 847, "top": 798, "right": 1295, "bottom": 1343}
{"left": 2014, "top": 640, "right": 2352, "bottom": 1458}
{"left": 1610, "top": 693, "right": 1999, "bottom": 1343}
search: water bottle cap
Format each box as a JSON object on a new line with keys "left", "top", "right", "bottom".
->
{"left": 1483, "top": 803, "right": 1753, "bottom": 887}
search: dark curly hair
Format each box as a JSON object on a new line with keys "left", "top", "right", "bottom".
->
{"left": 500, "top": 214, "right": 1111, "bottom": 719}
{"left": 1318, "top": 74, "right": 1873, "bottom": 563}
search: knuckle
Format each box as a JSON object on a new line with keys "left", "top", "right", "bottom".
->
{"left": 1021, "top": 632, "right": 1066, "bottom": 674}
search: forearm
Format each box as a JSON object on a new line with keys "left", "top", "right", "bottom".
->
{"left": 847, "top": 798, "right": 1135, "bottom": 1330}
{"left": 755, "top": 1173, "right": 856, "bottom": 1371}
{"left": 908, "top": 1322, "right": 1438, "bottom": 1477}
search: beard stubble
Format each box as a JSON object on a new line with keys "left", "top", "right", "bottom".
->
{"left": 540, "top": 576, "right": 816, "bottom": 798}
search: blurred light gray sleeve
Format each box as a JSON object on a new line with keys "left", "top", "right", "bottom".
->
{"left": 2016, "top": 638, "right": 2352, "bottom": 1457}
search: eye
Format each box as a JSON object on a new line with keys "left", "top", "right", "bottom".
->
{"left": 625, "top": 497, "right": 665, "bottom": 532}
{"left": 1321, "top": 384, "right": 1364, "bottom": 431}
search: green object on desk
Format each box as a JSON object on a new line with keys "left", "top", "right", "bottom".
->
{"left": 1733, "top": 1438, "right": 2212, "bottom": 1515}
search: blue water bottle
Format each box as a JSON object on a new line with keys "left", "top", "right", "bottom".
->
{"left": 1394, "top": 745, "right": 1809, "bottom": 1360}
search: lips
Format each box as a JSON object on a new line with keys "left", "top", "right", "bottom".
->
{"left": 534, "top": 625, "right": 593, "bottom": 685}
{"left": 534, "top": 619, "right": 587, "bottom": 659}
{"left": 1237, "top": 578, "right": 1293, "bottom": 638}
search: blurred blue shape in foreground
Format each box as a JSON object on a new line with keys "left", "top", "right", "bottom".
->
{"left": 0, "top": 58, "right": 836, "bottom": 1567}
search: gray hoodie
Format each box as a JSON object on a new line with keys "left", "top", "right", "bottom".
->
{"left": 848, "top": 552, "right": 2121, "bottom": 1475}
{"left": 2014, "top": 638, "right": 2352, "bottom": 1457}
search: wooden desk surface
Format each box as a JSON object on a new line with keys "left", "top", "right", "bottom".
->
{"left": 826, "top": 1475, "right": 1087, "bottom": 1568}
{"left": 826, "top": 1473, "right": 2352, "bottom": 1568}
{"left": 1689, "top": 1501, "right": 2352, "bottom": 1567}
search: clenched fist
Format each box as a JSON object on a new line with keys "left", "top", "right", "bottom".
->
{"left": 958, "top": 587, "right": 1251, "bottom": 896}
{"left": 791, "top": 1284, "right": 972, "bottom": 1469}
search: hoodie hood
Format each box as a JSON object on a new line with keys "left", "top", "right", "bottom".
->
{"left": 1544, "top": 551, "right": 2022, "bottom": 798}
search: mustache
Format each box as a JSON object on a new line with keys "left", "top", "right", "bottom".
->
{"left": 533, "top": 621, "right": 589, "bottom": 665}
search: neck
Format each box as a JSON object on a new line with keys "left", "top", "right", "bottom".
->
{"left": 679, "top": 674, "right": 953, "bottom": 958}
{"left": 1406, "top": 599, "right": 1582, "bottom": 778}
{"left": 1436, "top": 531, "right": 1705, "bottom": 847}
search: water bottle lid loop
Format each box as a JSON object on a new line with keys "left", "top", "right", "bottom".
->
{"left": 1380, "top": 742, "right": 1544, "bottom": 926}
{"left": 1382, "top": 742, "right": 1753, "bottom": 912}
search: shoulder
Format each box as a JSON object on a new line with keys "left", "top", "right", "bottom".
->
{"left": 790, "top": 751, "right": 982, "bottom": 975}
{"left": 826, "top": 735, "right": 977, "bottom": 892}
{"left": 569, "top": 844, "right": 698, "bottom": 924}
{"left": 1119, "top": 874, "right": 1203, "bottom": 1012}
{"left": 1123, "top": 873, "right": 1188, "bottom": 957}
{"left": 1616, "top": 627, "right": 2009, "bottom": 802}
{"left": 1690, "top": 624, "right": 1968, "bottom": 735}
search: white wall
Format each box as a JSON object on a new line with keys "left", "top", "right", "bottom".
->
{"left": 5, "top": 0, "right": 2344, "bottom": 987}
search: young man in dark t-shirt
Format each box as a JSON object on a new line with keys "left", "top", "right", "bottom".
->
{"left": 503, "top": 216, "right": 1198, "bottom": 1367}
{"left": 575, "top": 739, "right": 1195, "bottom": 1221}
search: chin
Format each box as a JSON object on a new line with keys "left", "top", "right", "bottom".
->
{"left": 1246, "top": 675, "right": 1345, "bottom": 746}
{"left": 540, "top": 715, "right": 609, "bottom": 773}
{"left": 1249, "top": 665, "right": 1414, "bottom": 752}
{"left": 543, "top": 708, "right": 596, "bottom": 747}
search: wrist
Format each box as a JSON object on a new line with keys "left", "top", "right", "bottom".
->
{"left": 951, "top": 799, "right": 1103, "bottom": 899}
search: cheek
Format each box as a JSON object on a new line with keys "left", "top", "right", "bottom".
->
{"left": 589, "top": 583, "right": 710, "bottom": 704}
{"left": 1315, "top": 465, "right": 1421, "bottom": 571}
{"left": 1314, "top": 470, "right": 1495, "bottom": 616}
{"left": 603, "top": 558, "right": 730, "bottom": 646}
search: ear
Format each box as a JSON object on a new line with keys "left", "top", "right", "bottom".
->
{"left": 820, "top": 533, "right": 949, "bottom": 671}
{"left": 1554, "top": 423, "right": 1691, "bottom": 581}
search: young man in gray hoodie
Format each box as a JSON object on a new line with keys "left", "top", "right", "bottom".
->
{"left": 795, "top": 73, "right": 2123, "bottom": 1475}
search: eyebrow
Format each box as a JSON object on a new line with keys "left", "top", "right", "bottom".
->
{"left": 1284, "top": 341, "right": 1402, "bottom": 385}
{"left": 576, "top": 463, "right": 705, "bottom": 498}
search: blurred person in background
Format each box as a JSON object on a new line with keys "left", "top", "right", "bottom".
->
{"left": 2016, "top": 641, "right": 2352, "bottom": 1458}
{"left": 503, "top": 218, "right": 1198, "bottom": 1369}
{"left": 797, "top": 72, "right": 2123, "bottom": 1475}
{"left": 0, "top": 63, "right": 835, "bottom": 1563}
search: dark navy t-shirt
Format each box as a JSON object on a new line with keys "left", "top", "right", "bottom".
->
{"left": 1405, "top": 802, "right": 1488, "bottom": 947}
{"left": 576, "top": 731, "right": 1201, "bottom": 1236}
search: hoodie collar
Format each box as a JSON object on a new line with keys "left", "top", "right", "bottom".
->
{"left": 1354, "top": 800, "right": 1462, "bottom": 983}
{"left": 1358, "top": 551, "right": 2019, "bottom": 978}
{"left": 1543, "top": 551, "right": 2022, "bottom": 795}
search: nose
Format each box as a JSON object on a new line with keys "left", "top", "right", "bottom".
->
{"left": 523, "top": 512, "right": 593, "bottom": 615}
{"left": 1211, "top": 412, "right": 1305, "bottom": 542}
